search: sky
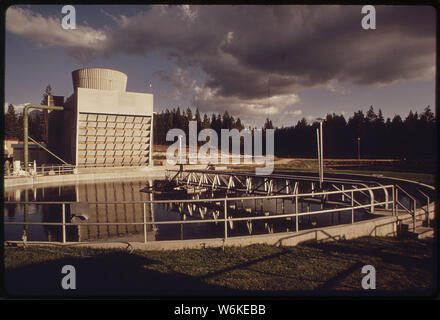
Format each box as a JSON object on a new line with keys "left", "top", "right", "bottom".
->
{"left": 4, "top": 4, "right": 436, "bottom": 127}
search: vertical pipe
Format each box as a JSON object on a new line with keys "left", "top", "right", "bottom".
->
{"left": 24, "top": 106, "right": 29, "bottom": 173}
{"left": 62, "top": 203, "right": 66, "bottom": 243}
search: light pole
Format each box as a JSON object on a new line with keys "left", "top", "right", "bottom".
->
{"left": 357, "top": 136, "right": 361, "bottom": 160}
{"left": 316, "top": 118, "right": 324, "bottom": 188}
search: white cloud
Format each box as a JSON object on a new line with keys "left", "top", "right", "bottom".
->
{"left": 193, "top": 87, "right": 301, "bottom": 121}
{"left": 6, "top": 6, "right": 108, "bottom": 63}
{"left": 325, "top": 80, "right": 351, "bottom": 95}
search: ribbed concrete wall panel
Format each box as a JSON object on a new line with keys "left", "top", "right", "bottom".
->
{"left": 72, "top": 68, "right": 128, "bottom": 92}
{"left": 73, "top": 68, "right": 153, "bottom": 167}
{"left": 77, "top": 111, "right": 151, "bottom": 167}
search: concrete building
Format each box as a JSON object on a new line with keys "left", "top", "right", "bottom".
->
{"left": 4, "top": 139, "right": 18, "bottom": 159}
{"left": 52, "top": 68, "right": 154, "bottom": 167}
{"left": 12, "top": 142, "right": 48, "bottom": 164}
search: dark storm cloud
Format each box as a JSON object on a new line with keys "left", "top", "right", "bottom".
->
{"left": 7, "top": 5, "right": 436, "bottom": 115}
{"left": 106, "top": 5, "right": 435, "bottom": 98}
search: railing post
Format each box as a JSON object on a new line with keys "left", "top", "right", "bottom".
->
{"left": 392, "top": 185, "right": 396, "bottom": 217}
{"left": 224, "top": 199, "right": 228, "bottom": 240}
{"left": 143, "top": 202, "right": 147, "bottom": 243}
{"left": 426, "top": 196, "right": 430, "bottom": 226}
{"left": 295, "top": 194, "right": 299, "bottom": 232}
{"left": 370, "top": 190, "right": 375, "bottom": 213}
{"left": 395, "top": 188, "right": 399, "bottom": 216}
{"left": 413, "top": 199, "right": 417, "bottom": 232}
{"left": 62, "top": 203, "right": 66, "bottom": 243}
{"left": 351, "top": 190, "right": 354, "bottom": 224}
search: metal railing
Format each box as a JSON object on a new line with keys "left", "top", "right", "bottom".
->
{"left": 4, "top": 184, "right": 399, "bottom": 245}
{"left": 4, "top": 162, "right": 158, "bottom": 177}
{"left": 417, "top": 188, "right": 432, "bottom": 227}
{"left": 394, "top": 184, "right": 418, "bottom": 232}
{"left": 4, "top": 163, "right": 77, "bottom": 177}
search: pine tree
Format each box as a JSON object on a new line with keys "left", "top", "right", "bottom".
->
{"left": 5, "top": 104, "right": 18, "bottom": 139}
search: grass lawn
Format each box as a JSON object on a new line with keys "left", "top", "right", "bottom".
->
{"left": 3, "top": 236, "right": 436, "bottom": 297}
{"left": 276, "top": 166, "right": 436, "bottom": 186}
{"left": 228, "top": 159, "right": 435, "bottom": 186}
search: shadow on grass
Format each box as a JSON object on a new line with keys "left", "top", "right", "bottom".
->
{"left": 4, "top": 251, "right": 238, "bottom": 297}
{"left": 303, "top": 238, "right": 435, "bottom": 270}
{"left": 5, "top": 238, "right": 436, "bottom": 297}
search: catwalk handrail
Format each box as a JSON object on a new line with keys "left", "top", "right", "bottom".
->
{"left": 395, "top": 184, "right": 417, "bottom": 231}
{"left": 4, "top": 184, "right": 404, "bottom": 244}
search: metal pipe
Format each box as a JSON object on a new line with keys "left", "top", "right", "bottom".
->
{"left": 23, "top": 102, "right": 64, "bottom": 172}
{"left": 24, "top": 107, "right": 29, "bottom": 173}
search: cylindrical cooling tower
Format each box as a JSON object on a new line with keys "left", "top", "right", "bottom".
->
{"left": 72, "top": 68, "right": 127, "bottom": 92}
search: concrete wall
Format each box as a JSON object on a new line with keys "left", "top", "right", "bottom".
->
{"left": 76, "top": 88, "right": 153, "bottom": 116}
{"left": 75, "top": 88, "right": 153, "bottom": 167}
{"left": 72, "top": 68, "right": 127, "bottom": 92}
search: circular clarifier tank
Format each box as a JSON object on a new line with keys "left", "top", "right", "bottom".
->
{"left": 72, "top": 68, "right": 128, "bottom": 92}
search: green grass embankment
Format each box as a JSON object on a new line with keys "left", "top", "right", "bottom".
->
{"left": 4, "top": 236, "right": 435, "bottom": 296}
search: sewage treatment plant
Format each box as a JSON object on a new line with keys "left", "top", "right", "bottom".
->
{"left": 3, "top": 68, "right": 436, "bottom": 250}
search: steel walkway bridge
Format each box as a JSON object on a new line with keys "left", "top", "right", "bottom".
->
{"left": 165, "top": 169, "right": 401, "bottom": 214}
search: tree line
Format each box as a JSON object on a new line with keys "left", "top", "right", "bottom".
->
{"left": 5, "top": 90, "right": 436, "bottom": 160}
{"left": 153, "top": 105, "right": 437, "bottom": 160}
{"left": 276, "top": 106, "right": 436, "bottom": 160}
{"left": 4, "top": 85, "right": 53, "bottom": 143}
